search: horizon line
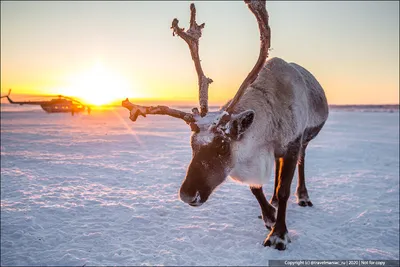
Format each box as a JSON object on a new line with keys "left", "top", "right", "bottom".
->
{"left": 0, "top": 92, "right": 399, "bottom": 107}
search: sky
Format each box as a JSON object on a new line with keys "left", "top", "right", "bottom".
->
{"left": 1, "top": 1, "right": 399, "bottom": 106}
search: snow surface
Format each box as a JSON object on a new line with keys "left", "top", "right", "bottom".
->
{"left": 1, "top": 106, "right": 399, "bottom": 266}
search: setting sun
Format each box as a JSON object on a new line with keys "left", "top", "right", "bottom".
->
{"left": 59, "top": 63, "right": 134, "bottom": 106}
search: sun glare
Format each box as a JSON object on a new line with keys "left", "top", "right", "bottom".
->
{"left": 60, "top": 63, "right": 134, "bottom": 106}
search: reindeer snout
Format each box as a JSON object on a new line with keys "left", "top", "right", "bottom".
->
{"left": 179, "top": 190, "right": 202, "bottom": 206}
{"left": 179, "top": 178, "right": 203, "bottom": 206}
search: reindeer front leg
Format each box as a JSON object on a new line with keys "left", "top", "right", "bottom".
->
{"left": 269, "top": 158, "right": 281, "bottom": 207}
{"left": 263, "top": 140, "right": 301, "bottom": 250}
{"left": 251, "top": 186, "right": 276, "bottom": 230}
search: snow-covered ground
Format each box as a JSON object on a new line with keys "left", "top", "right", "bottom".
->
{"left": 1, "top": 105, "right": 399, "bottom": 266}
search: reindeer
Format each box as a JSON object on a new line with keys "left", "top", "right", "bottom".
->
{"left": 122, "top": 0, "right": 328, "bottom": 250}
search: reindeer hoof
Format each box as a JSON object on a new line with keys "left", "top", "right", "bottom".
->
{"left": 298, "top": 200, "right": 313, "bottom": 207}
{"left": 296, "top": 192, "right": 313, "bottom": 207}
{"left": 263, "top": 229, "right": 290, "bottom": 250}
{"left": 297, "top": 195, "right": 313, "bottom": 207}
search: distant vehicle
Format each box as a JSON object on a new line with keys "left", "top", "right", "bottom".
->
{"left": 1, "top": 89, "right": 91, "bottom": 115}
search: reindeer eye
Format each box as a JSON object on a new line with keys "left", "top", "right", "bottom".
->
{"left": 219, "top": 143, "right": 229, "bottom": 155}
{"left": 215, "top": 138, "right": 229, "bottom": 155}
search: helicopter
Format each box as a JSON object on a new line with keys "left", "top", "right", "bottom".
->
{"left": 1, "top": 89, "right": 91, "bottom": 115}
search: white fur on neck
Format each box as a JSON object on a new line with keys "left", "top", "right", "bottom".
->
{"left": 229, "top": 137, "right": 274, "bottom": 186}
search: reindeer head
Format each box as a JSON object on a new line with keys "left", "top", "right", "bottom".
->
{"left": 179, "top": 109, "right": 256, "bottom": 206}
{"left": 122, "top": 0, "right": 270, "bottom": 207}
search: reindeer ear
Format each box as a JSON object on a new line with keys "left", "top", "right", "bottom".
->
{"left": 228, "top": 110, "right": 255, "bottom": 140}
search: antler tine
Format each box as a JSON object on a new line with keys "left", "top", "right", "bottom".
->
{"left": 225, "top": 0, "right": 271, "bottom": 114}
{"left": 122, "top": 98, "right": 200, "bottom": 132}
{"left": 171, "top": 3, "right": 213, "bottom": 117}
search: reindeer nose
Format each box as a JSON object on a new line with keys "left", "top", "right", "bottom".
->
{"left": 179, "top": 190, "right": 201, "bottom": 205}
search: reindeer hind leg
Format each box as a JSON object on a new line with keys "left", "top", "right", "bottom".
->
{"left": 296, "top": 142, "right": 313, "bottom": 207}
{"left": 296, "top": 123, "right": 325, "bottom": 207}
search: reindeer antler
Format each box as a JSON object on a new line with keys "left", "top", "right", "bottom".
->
{"left": 122, "top": 99, "right": 200, "bottom": 132}
{"left": 211, "top": 0, "right": 270, "bottom": 127}
{"left": 122, "top": 3, "right": 211, "bottom": 131}
{"left": 225, "top": 0, "right": 271, "bottom": 114}
{"left": 171, "top": 3, "right": 213, "bottom": 117}
{"left": 123, "top": 1, "right": 270, "bottom": 132}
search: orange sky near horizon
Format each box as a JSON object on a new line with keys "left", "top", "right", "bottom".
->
{"left": 1, "top": 1, "right": 399, "bottom": 106}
